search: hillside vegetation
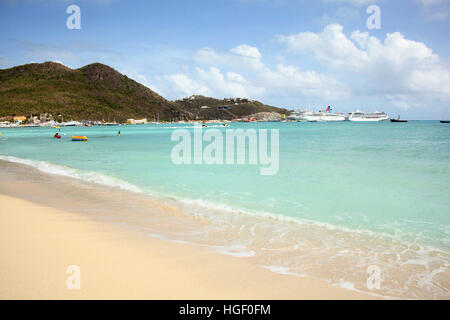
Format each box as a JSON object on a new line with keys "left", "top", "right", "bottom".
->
{"left": 0, "top": 62, "right": 188, "bottom": 121}
{"left": 0, "top": 62, "right": 289, "bottom": 122}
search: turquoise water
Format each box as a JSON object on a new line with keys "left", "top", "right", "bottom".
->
{"left": 1, "top": 121, "right": 449, "bottom": 298}
{"left": 1, "top": 122, "right": 449, "bottom": 248}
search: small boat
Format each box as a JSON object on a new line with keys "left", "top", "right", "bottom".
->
{"left": 72, "top": 136, "right": 87, "bottom": 141}
{"left": 391, "top": 115, "right": 408, "bottom": 123}
{"left": 63, "top": 121, "right": 78, "bottom": 127}
{"left": 54, "top": 133, "right": 61, "bottom": 139}
{"left": 441, "top": 121, "right": 450, "bottom": 124}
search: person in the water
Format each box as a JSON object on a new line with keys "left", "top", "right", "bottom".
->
{"left": 118, "top": 131, "right": 121, "bottom": 136}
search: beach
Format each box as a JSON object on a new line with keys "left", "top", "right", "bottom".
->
{"left": 0, "top": 193, "right": 372, "bottom": 300}
{"left": 2, "top": 0, "right": 450, "bottom": 303}
{"left": 0, "top": 122, "right": 449, "bottom": 300}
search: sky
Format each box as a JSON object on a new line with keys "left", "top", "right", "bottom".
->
{"left": 0, "top": 0, "right": 449, "bottom": 119}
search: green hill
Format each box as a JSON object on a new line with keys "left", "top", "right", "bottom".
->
{"left": 0, "top": 62, "right": 289, "bottom": 122}
{"left": 174, "top": 95, "right": 289, "bottom": 120}
{"left": 0, "top": 62, "right": 189, "bottom": 122}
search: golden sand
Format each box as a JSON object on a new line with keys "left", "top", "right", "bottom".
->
{"left": 0, "top": 194, "right": 374, "bottom": 299}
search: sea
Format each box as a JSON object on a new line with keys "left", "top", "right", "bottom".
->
{"left": 0, "top": 121, "right": 449, "bottom": 299}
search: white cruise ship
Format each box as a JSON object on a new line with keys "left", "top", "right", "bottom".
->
{"left": 288, "top": 107, "right": 345, "bottom": 122}
{"left": 303, "top": 107, "right": 346, "bottom": 122}
{"left": 287, "top": 109, "right": 310, "bottom": 121}
{"left": 348, "top": 110, "right": 389, "bottom": 122}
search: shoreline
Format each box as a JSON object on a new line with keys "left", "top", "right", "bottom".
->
{"left": 0, "top": 156, "right": 448, "bottom": 299}
{"left": 0, "top": 192, "right": 374, "bottom": 299}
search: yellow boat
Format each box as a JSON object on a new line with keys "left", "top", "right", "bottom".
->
{"left": 72, "top": 136, "right": 87, "bottom": 141}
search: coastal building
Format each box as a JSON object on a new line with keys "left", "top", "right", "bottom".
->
{"left": 225, "top": 98, "right": 250, "bottom": 103}
{"left": 126, "top": 118, "right": 147, "bottom": 124}
{"left": 13, "top": 115, "right": 27, "bottom": 123}
{"left": 39, "top": 113, "right": 53, "bottom": 122}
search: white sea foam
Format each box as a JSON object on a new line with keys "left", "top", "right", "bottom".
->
{"left": 0, "top": 155, "right": 142, "bottom": 193}
{"left": 1, "top": 154, "right": 449, "bottom": 299}
{"left": 174, "top": 195, "right": 450, "bottom": 299}
{"left": 146, "top": 232, "right": 255, "bottom": 256}
{"left": 210, "top": 245, "right": 255, "bottom": 257}
{"left": 177, "top": 196, "right": 411, "bottom": 243}
{"left": 146, "top": 232, "right": 194, "bottom": 245}
{"left": 1, "top": 155, "right": 442, "bottom": 254}
{"left": 333, "top": 281, "right": 398, "bottom": 300}
{"left": 261, "top": 265, "right": 307, "bottom": 277}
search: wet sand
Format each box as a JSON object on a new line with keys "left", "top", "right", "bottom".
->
{"left": 0, "top": 161, "right": 374, "bottom": 299}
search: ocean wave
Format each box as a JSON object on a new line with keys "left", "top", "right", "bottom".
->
{"left": 177, "top": 195, "right": 450, "bottom": 247}
{"left": 177, "top": 196, "right": 441, "bottom": 247}
{"left": 174, "top": 196, "right": 450, "bottom": 299}
{"left": 1, "top": 154, "right": 440, "bottom": 250}
{"left": 0, "top": 155, "right": 142, "bottom": 194}
{"left": 2, "top": 154, "right": 447, "bottom": 256}
{"left": 1, "top": 154, "right": 449, "bottom": 298}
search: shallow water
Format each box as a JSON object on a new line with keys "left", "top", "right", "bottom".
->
{"left": 0, "top": 121, "right": 449, "bottom": 299}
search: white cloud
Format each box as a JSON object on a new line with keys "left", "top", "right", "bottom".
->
{"left": 265, "top": 64, "right": 350, "bottom": 100}
{"left": 230, "top": 44, "right": 262, "bottom": 59}
{"left": 197, "top": 67, "right": 266, "bottom": 97}
{"left": 279, "top": 24, "right": 450, "bottom": 109}
{"left": 165, "top": 67, "right": 266, "bottom": 99}
{"left": 164, "top": 73, "right": 212, "bottom": 97}
{"left": 280, "top": 24, "right": 369, "bottom": 69}
{"left": 124, "top": 71, "right": 166, "bottom": 96}
{"left": 51, "top": 60, "right": 71, "bottom": 68}
{"left": 416, "top": 0, "right": 450, "bottom": 21}
{"left": 163, "top": 44, "right": 349, "bottom": 102}
{"left": 226, "top": 71, "right": 246, "bottom": 82}
{"left": 194, "top": 46, "right": 266, "bottom": 71}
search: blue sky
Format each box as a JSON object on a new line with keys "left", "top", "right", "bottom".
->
{"left": 1, "top": 0, "right": 449, "bottom": 119}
